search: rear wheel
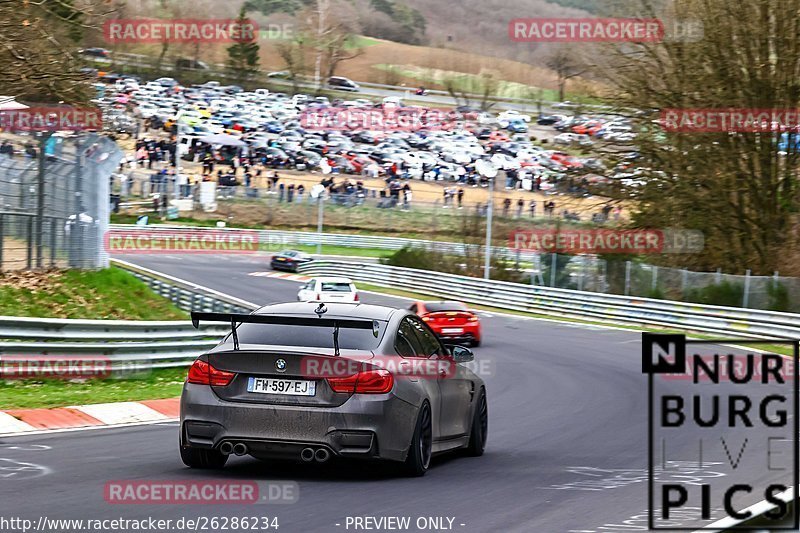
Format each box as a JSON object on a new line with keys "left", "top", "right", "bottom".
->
{"left": 403, "top": 402, "right": 432, "bottom": 477}
{"left": 471, "top": 338, "right": 481, "bottom": 347}
{"left": 180, "top": 439, "right": 228, "bottom": 469}
{"left": 465, "top": 388, "right": 488, "bottom": 456}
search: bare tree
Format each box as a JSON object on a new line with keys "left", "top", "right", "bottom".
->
{"left": 0, "top": 0, "right": 116, "bottom": 104}
{"left": 275, "top": 36, "right": 308, "bottom": 94}
{"left": 545, "top": 45, "right": 587, "bottom": 102}
{"left": 594, "top": 0, "right": 800, "bottom": 275}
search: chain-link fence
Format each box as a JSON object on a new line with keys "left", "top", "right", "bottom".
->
{"left": 0, "top": 134, "right": 123, "bottom": 270}
{"left": 535, "top": 255, "right": 800, "bottom": 312}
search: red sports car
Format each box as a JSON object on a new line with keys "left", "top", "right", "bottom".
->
{"left": 408, "top": 301, "right": 481, "bottom": 347}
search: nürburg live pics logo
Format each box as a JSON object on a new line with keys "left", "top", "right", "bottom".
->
{"left": 642, "top": 333, "right": 799, "bottom": 529}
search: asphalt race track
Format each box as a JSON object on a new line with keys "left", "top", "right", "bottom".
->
{"left": 1, "top": 253, "right": 794, "bottom": 532}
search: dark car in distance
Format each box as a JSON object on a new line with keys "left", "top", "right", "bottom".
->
{"left": 270, "top": 250, "right": 313, "bottom": 272}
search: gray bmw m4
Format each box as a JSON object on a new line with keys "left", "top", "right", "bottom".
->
{"left": 179, "top": 302, "right": 488, "bottom": 476}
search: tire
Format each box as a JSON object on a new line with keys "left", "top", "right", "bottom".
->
{"left": 403, "top": 402, "right": 432, "bottom": 477}
{"left": 180, "top": 440, "right": 228, "bottom": 469}
{"left": 471, "top": 338, "right": 481, "bottom": 347}
{"left": 465, "top": 388, "right": 488, "bottom": 457}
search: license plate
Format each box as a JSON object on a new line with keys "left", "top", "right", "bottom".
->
{"left": 247, "top": 377, "right": 316, "bottom": 396}
{"left": 442, "top": 328, "right": 463, "bottom": 334}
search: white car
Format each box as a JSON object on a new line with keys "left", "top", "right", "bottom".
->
{"left": 297, "top": 277, "right": 359, "bottom": 303}
{"left": 402, "top": 151, "right": 437, "bottom": 168}
{"left": 497, "top": 110, "right": 532, "bottom": 127}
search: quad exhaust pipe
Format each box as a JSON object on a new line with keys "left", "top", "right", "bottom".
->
{"left": 300, "top": 447, "right": 315, "bottom": 462}
{"left": 300, "top": 447, "right": 331, "bottom": 463}
{"left": 219, "top": 442, "right": 248, "bottom": 456}
{"left": 219, "top": 442, "right": 234, "bottom": 455}
{"left": 314, "top": 448, "right": 330, "bottom": 463}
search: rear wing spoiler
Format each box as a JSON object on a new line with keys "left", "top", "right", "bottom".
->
{"left": 190, "top": 311, "right": 379, "bottom": 354}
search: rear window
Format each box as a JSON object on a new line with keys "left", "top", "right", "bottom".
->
{"left": 425, "top": 301, "right": 467, "bottom": 313}
{"left": 228, "top": 321, "right": 386, "bottom": 350}
{"left": 321, "top": 282, "right": 353, "bottom": 292}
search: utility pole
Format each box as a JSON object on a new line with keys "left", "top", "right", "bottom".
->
{"left": 314, "top": 0, "right": 329, "bottom": 93}
{"left": 476, "top": 159, "right": 499, "bottom": 280}
{"left": 483, "top": 175, "right": 494, "bottom": 280}
{"left": 35, "top": 132, "right": 53, "bottom": 268}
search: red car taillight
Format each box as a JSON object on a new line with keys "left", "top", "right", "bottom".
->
{"left": 187, "top": 359, "right": 235, "bottom": 386}
{"left": 468, "top": 314, "right": 479, "bottom": 322}
{"left": 354, "top": 292, "right": 359, "bottom": 301}
{"left": 327, "top": 369, "right": 393, "bottom": 394}
{"left": 421, "top": 315, "right": 431, "bottom": 322}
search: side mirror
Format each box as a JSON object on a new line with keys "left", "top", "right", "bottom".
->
{"left": 447, "top": 345, "right": 474, "bottom": 363}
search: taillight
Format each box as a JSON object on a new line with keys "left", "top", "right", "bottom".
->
{"left": 421, "top": 315, "right": 431, "bottom": 322}
{"left": 187, "top": 359, "right": 235, "bottom": 386}
{"left": 327, "top": 369, "right": 393, "bottom": 394}
{"left": 316, "top": 293, "right": 321, "bottom": 301}
{"left": 468, "top": 314, "right": 479, "bottom": 322}
{"left": 354, "top": 292, "right": 359, "bottom": 301}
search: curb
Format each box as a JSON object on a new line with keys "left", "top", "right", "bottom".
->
{"left": 0, "top": 398, "right": 179, "bottom": 436}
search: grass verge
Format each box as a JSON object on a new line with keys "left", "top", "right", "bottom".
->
{"left": 0, "top": 268, "right": 188, "bottom": 320}
{"left": 0, "top": 367, "right": 187, "bottom": 410}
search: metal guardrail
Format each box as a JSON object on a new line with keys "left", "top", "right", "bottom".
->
{"left": 298, "top": 260, "right": 800, "bottom": 339}
{"left": 113, "top": 258, "right": 258, "bottom": 315}
{"left": 0, "top": 260, "right": 258, "bottom": 370}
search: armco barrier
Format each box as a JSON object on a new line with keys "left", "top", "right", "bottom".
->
{"left": 0, "top": 261, "right": 258, "bottom": 370}
{"left": 297, "top": 260, "right": 800, "bottom": 339}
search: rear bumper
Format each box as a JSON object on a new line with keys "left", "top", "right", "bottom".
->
{"left": 270, "top": 261, "right": 297, "bottom": 272}
{"left": 180, "top": 384, "right": 418, "bottom": 462}
{"left": 430, "top": 324, "right": 480, "bottom": 344}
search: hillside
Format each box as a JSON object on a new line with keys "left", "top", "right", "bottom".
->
{"left": 92, "top": 0, "right": 608, "bottom": 99}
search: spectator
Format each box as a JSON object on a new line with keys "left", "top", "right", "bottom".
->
{"left": 287, "top": 183, "right": 295, "bottom": 203}
{"left": 503, "top": 198, "right": 511, "bottom": 217}
{"left": 529, "top": 200, "right": 537, "bottom": 218}
{"left": 505, "top": 168, "right": 517, "bottom": 189}
{"left": 457, "top": 187, "right": 464, "bottom": 209}
{"left": 402, "top": 183, "right": 411, "bottom": 208}
{"left": 278, "top": 182, "right": 285, "bottom": 202}
{"left": 0, "top": 141, "right": 13, "bottom": 158}
{"left": 516, "top": 198, "right": 524, "bottom": 218}
{"left": 297, "top": 184, "right": 305, "bottom": 203}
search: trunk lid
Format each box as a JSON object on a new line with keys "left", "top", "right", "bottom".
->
{"left": 206, "top": 346, "right": 374, "bottom": 407}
